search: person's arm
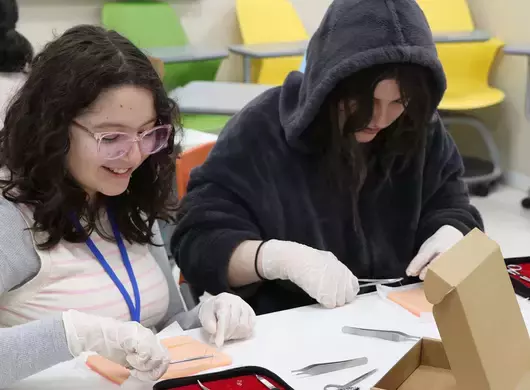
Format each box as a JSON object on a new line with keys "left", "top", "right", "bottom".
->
{"left": 227, "top": 240, "right": 263, "bottom": 287}
{"left": 153, "top": 223, "right": 256, "bottom": 347}
{"left": 415, "top": 115, "right": 484, "bottom": 247}
{"left": 171, "top": 109, "right": 359, "bottom": 309}
{"left": 171, "top": 161, "right": 266, "bottom": 295}
{"left": 0, "top": 317, "right": 72, "bottom": 388}
{"left": 172, "top": 166, "right": 360, "bottom": 309}
{"left": 0, "top": 198, "right": 73, "bottom": 388}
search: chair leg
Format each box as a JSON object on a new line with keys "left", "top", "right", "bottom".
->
{"left": 441, "top": 114, "right": 503, "bottom": 188}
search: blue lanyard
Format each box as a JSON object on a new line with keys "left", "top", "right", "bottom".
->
{"left": 71, "top": 209, "right": 141, "bottom": 322}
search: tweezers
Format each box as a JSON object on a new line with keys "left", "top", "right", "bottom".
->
{"left": 342, "top": 326, "right": 420, "bottom": 342}
{"left": 292, "top": 357, "right": 368, "bottom": 376}
{"left": 358, "top": 277, "right": 403, "bottom": 288}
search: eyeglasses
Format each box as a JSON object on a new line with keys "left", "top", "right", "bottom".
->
{"left": 73, "top": 121, "right": 173, "bottom": 160}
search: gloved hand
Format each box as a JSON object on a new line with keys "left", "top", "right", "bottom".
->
{"left": 62, "top": 310, "right": 170, "bottom": 381}
{"left": 406, "top": 225, "right": 464, "bottom": 280}
{"left": 259, "top": 240, "right": 359, "bottom": 309}
{"left": 199, "top": 292, "right": 256, "bottom": 348}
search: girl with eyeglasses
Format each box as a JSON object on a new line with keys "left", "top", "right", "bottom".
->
{"left": 0, "top": 25, "right": 255, "bottom": 388}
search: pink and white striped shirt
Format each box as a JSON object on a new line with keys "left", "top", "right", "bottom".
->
{"left": 0, "top": 203, "right": 170, "bottom": 329}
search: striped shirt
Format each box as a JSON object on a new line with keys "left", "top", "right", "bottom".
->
{"left": 0, "top": 203, "right": 170, "bottom": 329}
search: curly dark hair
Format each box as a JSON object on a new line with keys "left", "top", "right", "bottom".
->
{"left": 0, "top": 24, "right": 182, "bottom": 249}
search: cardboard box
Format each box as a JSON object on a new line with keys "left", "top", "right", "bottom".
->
{"left": 373, "top": 229, "right": 530, "bottom": 390}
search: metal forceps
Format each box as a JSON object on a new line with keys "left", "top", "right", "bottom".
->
{"left": 358, "top": 278, "right": 403, "bottom": 288}
{"left": 324, "top": 368, "right": 378, "bottom": 390}
{"left": 507, "top": 264, "right": 530, "bottom": 283}
{"left": 292, "top": 357, "right": 368, "bottom": 377}
{"left": 342, "top": 326, "right": 421, "bottom": 342}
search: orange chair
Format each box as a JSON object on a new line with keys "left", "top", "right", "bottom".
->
{"left": 175, "top": 142, "right": 216, "bottom": 288}
{"left": 176, "top": 142, "right": 216, "bottom": 200}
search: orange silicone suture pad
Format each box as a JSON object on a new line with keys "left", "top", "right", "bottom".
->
{"left": 86, "top": 335, "right": 232, "bottom": 385}
{"left": 86, "top": 354, "right": 130, "bottom": 385}
{"left": 387, "top": 286, "right": 433, "bottom": 317}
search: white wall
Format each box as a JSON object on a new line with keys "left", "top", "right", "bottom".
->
{"left": 16, "top": 0, "right": 332, "bottom": 81}
{"left": 465, "top": 0, "right": 530, "bottom": 182}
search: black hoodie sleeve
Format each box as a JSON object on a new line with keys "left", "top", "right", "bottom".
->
{"left": 171, "top": 107, "right": 281, "bottom": 295}
{"left": 415, "top": 115, "right": 484, "bottom": 248}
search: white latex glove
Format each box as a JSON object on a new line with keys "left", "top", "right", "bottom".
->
{"left": 259, "top": 240, "right": 359, "bottom": 309}
{"left": 406, "top": 225, "right": 464, "bottom": 280}
{"left": 199, "top": 292, "right": 256, "bottom": 348}
{"left": 62, "top": 310, "right": 170, "bottom": 382}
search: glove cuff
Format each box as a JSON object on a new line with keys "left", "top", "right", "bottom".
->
{"left": 259, "top": 239, "right": 292, "bottom": 280}
{"left": 62, "top": 310, "right": 84, "bottom": 357}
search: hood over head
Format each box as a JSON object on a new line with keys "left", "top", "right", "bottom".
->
{"left": 279, "top": 0, "right": 446, "bottom": 149}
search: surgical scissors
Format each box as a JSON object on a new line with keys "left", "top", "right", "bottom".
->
{"left": 507, "top": 264, "right": 530, "bottom": 283}
{"left": 324, "top": 368, "right": 378, "bottom": 390}
{"left": 197, "top": 380, "right": 210, "bottom": 390}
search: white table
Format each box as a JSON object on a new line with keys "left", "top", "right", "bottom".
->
{"left": 15, "top": 289, "right": 530, "bottom": 390}
{"left": 171, "top": 81, "right": 274, "bottom": 115}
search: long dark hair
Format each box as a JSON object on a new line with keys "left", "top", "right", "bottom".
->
{"left": 0, "top": 25, "right": 182, "bottom": 249}
{"left": 0, "top": 0, "right": 33, "bottom": 72}
{"left": 302, "top": 63, "right": 436, "bottom": 195}
{"left": 301, "top": 63, "right": 436, "bottom": 229}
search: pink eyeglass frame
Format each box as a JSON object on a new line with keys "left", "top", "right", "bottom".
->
{"left": 72, "top": 121, "right": 173, "bottom": 160}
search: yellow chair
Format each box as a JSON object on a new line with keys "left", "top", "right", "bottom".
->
{"left": 416, "top": 0, "right": 504, "bottom": 195}
{"left": 236, "top": 0, "right": 308, "bottom": 85}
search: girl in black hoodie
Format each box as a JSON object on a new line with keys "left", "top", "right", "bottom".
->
{"left": 172, "top": 0, "right": 483, "bottom": 315}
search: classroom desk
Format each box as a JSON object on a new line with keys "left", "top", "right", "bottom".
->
{"left": 11, "top": 290, "right": 530, "bottom": 390}
{"left": 168, "top": 31, "right": 491, "bottom": 117}
{"left": 228, "top": 41, "right": 308, "bottom": 83}
{"left": 171, "top": 81, "right": 275, "bottom": 115}
{"left": 143, "top": 46, "right": 228, "bottom": 64}
{"left": 432, "top": 29, "right": 490, "bottom": 44}
{"left": 229, "top": 31, "right": 490, "bottom": 83}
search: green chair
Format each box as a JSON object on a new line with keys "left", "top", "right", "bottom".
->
{"left": 102, "top": 1, "right": 220, "bottom": 91}
{"left": 102, "top": 1, "right": 230, "bottom": 133}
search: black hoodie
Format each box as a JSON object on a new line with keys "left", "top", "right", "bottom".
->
{"left": 171, "top": 0, "right": 483, "bottom": 314}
